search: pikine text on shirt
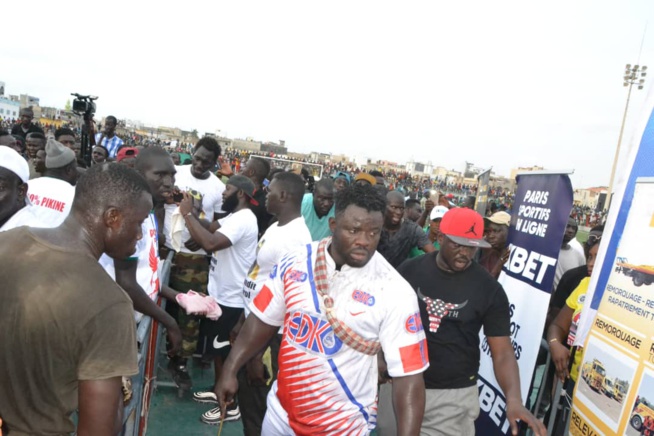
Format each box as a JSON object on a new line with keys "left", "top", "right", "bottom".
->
{"left": 515, "top": 190, "right": 552, "bottom": 238}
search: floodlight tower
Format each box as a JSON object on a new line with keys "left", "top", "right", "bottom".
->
{"left": 607, "top": 64, "right": 647, "bottom": 206}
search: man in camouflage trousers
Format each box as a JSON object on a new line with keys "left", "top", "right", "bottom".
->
{"left": 163, "top": 137, "right": 226, "bottom": 390}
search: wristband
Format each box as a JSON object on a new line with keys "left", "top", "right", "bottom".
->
{"left": 184, "top": 211, "right": 193, "bottom": 218}
{"left": 549, "top": 338, "right": 559, "bottom": 343}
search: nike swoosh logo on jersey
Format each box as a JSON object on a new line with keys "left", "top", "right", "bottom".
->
{"left": 349, "top": 311, "right": 365, "bottom": 316}
{"left": 213, "top": 337, "right": 230, "bottom": 349}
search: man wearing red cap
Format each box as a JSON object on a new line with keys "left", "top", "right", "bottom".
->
{"left": 386, "top": 208, "right": 545, "bottom": 436}
{"left": 116, "top": 146, "right": 139, "bottom": 168}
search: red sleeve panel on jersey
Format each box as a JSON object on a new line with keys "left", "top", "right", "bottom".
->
{"left": 254, "top": 284, "right": 274, "bottom": 313}
{"left": 399, "top": 339, "right": 429, "bottom": 373}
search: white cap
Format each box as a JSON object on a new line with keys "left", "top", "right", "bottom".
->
{"left": 0, "top": 146, "right": 29, "bottom": 183}
{"left": 430, "top": 205, "right": 449, "bottom": 221}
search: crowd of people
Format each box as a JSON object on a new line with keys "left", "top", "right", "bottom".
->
{"left": 0, "top": 108, "right": 609, "bottom": 436}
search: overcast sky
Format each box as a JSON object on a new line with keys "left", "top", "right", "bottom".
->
{"left": 3, "top": 0, "right": 654, "bottom": 188}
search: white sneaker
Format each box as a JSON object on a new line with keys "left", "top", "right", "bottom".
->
{"left": 201, "top": 405, "right": 241, "bottom": 424}
{"left": 192, "top": 390, "right": 218, "bottom": 404}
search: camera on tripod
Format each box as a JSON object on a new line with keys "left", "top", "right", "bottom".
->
{"left": 71, "top": 93, "right": 98, "bottom": 166}
{"left": 71, "top": 93, "right": 97, "bottom": 119}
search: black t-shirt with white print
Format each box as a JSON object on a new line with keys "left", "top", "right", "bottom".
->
{"left": 397, "top": 251, "right": 510, "bottom": 389}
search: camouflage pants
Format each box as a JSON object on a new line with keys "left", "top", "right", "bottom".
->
{"left": 169, "top": 252, "right": 210, "bottom": 359}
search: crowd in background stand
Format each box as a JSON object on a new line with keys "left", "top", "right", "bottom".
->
{"left": 4, "top": 115, "right": 608, "bottom": 215}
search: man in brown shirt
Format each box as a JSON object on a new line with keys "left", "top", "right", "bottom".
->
{"left": 479, "top": 211, "right": 511, "bottom": 278}
{"left": 0, "top": 163, "right": 152, "bottom": 435}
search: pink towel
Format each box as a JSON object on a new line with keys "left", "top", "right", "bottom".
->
{"left": 176, "top": 291, "right": 222, "bottom": 321}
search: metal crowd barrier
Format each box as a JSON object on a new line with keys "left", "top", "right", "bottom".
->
{"left": 524, "top": 338, "right": 574, "bottom": 435}
{"left": 524, "top": 339, "right": 551, "bottom": 436}
{"left": 121, "top": 251, "right": 174, "bottom": 436}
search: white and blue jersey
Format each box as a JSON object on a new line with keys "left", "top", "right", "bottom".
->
{"left": 250, "top": 240, "right": 429, "bottom": 435}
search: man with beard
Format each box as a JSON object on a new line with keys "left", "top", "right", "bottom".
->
{"left": 479, "top": 211, "right": 511, "bottom": 278}
{"left": 301, "top": 177, "right": 335, "bottom": 241}
{"left": 386, "top": 208, "right": 545, "bottom": 436}
{"left": 0, "top": 163, "right": 148, "bottom": 435}
{"left": 214, "top": 183, "right": 428, "bottom": 435}
{"left": 553, "top": 218, "right": 585, "bottom": 291}
{"left": 94, "top": 115, "right": 124, "bottom": 158}
{"left": 10, "top": 106, "right": 43, "bottom": 138}
{"left": 194, "top": 171, "right": 312, "bottom": 431}
{"left": 163, "top": 136, "right": 225, "bottom": 389}
{"left": 377, "top": 190, "right": 434, "bottom": 269}
{"left": 179, "top": 175, "right": 259, "bottom": 424}
{"left": 240, "top": 156, "right": 273, "bottom": 237}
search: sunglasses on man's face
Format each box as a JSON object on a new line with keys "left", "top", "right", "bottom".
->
{"left": 587, "top": 234, "right": 602, "bottom": 244}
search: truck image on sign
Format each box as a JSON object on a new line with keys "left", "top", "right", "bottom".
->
{"left": 616, "top": 262, "right": 654, "bottom": 287}
{"left": 631, "top": 398, "right": 654, "bottom": 431}
{"left": 581, "top": 358, "right": 606, "bottom": 392}
{"left": 602, "top": 377, "right": 615, "bottom": 398}
{"left": 613, "top": 379, "right": 629, "bottom": 403}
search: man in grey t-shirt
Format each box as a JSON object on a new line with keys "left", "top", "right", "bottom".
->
{"left": 377, "top": 190, "right": 435, "bottom": 268}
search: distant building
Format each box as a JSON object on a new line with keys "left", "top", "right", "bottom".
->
{"left": 489, "top": 175, "right": 515, "bottom": 192}
{"left": 19, "top": 94, "right": 40, "bottom": 108}
{"left": 310, "top": 151, "right": 331, "bottom": 162}
{"left": 232, "top": 138, "right": 261, "bottom": 152}
{"left": 362, "top": 159, "right": 405, "bottom": 175}
{"left": 463, "top": 162, "right": 488, "bottom": 178}
{"left": 124, "top": 119, "right": 145, "bottom": 130}
{"left": 405, "top": 161, "right": 434, "bottom": 177}
{"left": 510, "top": 165, "right": 545, "bottom": 180}
{"left": 574, "top": 187, "right": 607, "bottom": 209}
{"left": 40, "top": 106, "right": 61, "bottom": 119}
{"left": 0, "top": 97, "right": 20, "bottom": 120}
{"left": 260, "top": 141, "right": 288, "bottom": 155}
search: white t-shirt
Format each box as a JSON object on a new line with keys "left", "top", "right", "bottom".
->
{"left": 250, "top": 241, "right": 429, "bottom": 434}
{"left": 27, "top": 177, "right": 75, "bottom": 227}
{"left": 0, "top": 205, "right": 57, "bottom": 232}
{"left": 242, "top": 216, "right": 312, "bottom": 317}
{"left": 208, "top": 208, "right": 258, "bottom": 308}
{"left": 554, "top": 244, "right": 586, "bottom": 291}
{"left": 164, "top": 165, "right": 226, "bottom": 255}
{"left": 99, "top": 212, "right": 160, "bottom": 323}
{"left": 569, "top": 238, "right": 585, "bottom": 258}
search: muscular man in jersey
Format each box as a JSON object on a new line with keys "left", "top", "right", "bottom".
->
{"left": 215, "top": 183, "right": 429, "bottom": 435}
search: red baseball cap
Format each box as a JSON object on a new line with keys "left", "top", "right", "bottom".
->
{"left": 116, "top": 147, "right": 139, "bottom": 162}
{"left": 440, "top": 207, "right": 491, "bottom": 248}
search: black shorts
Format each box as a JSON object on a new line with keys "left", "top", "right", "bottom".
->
{"left": 201, "top": 304, "right": 244, "bottom": 358}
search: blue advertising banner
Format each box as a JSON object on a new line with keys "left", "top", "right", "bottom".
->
{"left": 575, "top": 95, "right": 654, "bottom": 347}
{"left": 476, "top": 173, "right": 573, "bottom": 435}
{"left": 568, "top": 92, "right": 654, "bottom": 436}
